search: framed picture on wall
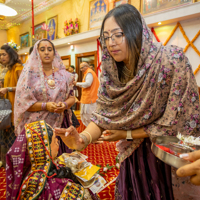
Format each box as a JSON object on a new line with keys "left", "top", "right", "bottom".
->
{"left": 89, "top": 0, "right": 108, "bottom": 30}
{"left": 20, "top": 32, "right": 29, "bottom": 48}
{"left": 141, "top": 0, "right": 192, "bottom": 15}
{"left": 47, "top": 15, "right": 58, "bottom": 41}
{"left": 114, "top": 0, "right": 130, "bottom": 7}
{"left": 32, "top": 22, "right": 46, "bottom": 46}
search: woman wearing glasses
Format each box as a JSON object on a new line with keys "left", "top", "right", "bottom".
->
{"left": 55, "top": 4, "right": 200, "bottom": 200}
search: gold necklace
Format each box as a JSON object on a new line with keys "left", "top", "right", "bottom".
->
{"left": 43, "top": 66, "right": 56, "bottom": 89}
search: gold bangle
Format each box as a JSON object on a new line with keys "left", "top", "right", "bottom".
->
{"left": 82, "top": 131, "right": 92, "bottom": 144}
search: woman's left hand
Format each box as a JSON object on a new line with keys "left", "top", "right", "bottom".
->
{"left": 0, "top": 88, "right": 8, "bottom": 96}
{"left": 98, "top": 130, "right": 127, "bottom": 142}
{"left": 54, "top": 102, "right": 66, "bottom": 113}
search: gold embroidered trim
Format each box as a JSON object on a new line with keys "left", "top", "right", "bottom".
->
{"left": 21, "top": 120, "right": 51, "bottom": 199}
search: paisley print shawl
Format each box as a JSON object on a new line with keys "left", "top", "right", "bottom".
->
{"left": 91, "top": 15, "right": 200, "bottom": 163}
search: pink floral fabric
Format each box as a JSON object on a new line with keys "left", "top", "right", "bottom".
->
{"left": 14, "top": 40, "right": 74, "bottom": 135}
{"left": 91, "top": 15, "right": 200, "bottom": 163}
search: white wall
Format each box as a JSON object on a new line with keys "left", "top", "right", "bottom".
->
{"left": 57, "top": 40, "right": 97, "bottom": 67}
{"left": 153, "top": 17, "right": 200, "bottom": 85}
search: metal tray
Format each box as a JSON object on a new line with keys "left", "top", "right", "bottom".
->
{"left": 151, "top": 136, "right": 192, "bottom": 168}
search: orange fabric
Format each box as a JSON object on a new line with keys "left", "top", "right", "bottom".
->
{"left": 80, "top": 68, "right": 99, "bottom": 104}
{"left": 4, "top": 63, "right": 23, "bottom": 122}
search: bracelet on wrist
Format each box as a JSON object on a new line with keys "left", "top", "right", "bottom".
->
{"left": 7, "top": 87, "right": 13, "bottom": 92}
{"left": 77, "top": 134, "right": 89, "bottom": 151}
{"left": 82, "top": 131, "right": 92, "bottom": 144}
{"left": 41, "top": 102, "right": 47, "bottom": 111}
{"left": 63, "top": 102, "right": 68, "bottom": 109}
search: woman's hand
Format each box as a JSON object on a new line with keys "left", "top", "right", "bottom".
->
{"left": 176, "top": 150, "right": 200, "bottom": 185}
{"left": 55, "top": 126, "right": 85, "bottom": 150}
{"left": 98, "top": 130, "right": 127, "bottom": 142}
{"left": 0, "top": 88, "right": 8, "bottom": 96}
{"left": 46, "top": 102, "right": 57, "bottom": 113}
{"left": 54, "top": 102, "right": 66, "bottom": 113}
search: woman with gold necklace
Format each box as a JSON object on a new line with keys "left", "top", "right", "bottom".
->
{"left": 14, "top": 39, "right": 75, "bottom": 155}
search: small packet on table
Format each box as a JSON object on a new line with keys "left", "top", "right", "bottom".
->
{"left": 89, "top": 175, "right": 107, "bottom": 194}
{"left": 58, "top": 151, "right": 89, "bottom": 173}
{"left": 75, "top": 164, "right": 100, "bottom": 181}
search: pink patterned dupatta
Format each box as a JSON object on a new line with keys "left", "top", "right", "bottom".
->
{"left": 14, "top": 40, "right": 74, "bottom": 135}
{"left": 91, "top": 15, "right": 200, "bottom": 163}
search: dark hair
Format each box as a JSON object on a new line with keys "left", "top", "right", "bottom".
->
{"left": 0, "top": 45, "right": 22, "bottom": 69}
{"left": 29, "top": 46, "right": 34, "bottom": 55}
{"left": 70, "top": 65, "right": 75, "bottom": 69}
{"left": 46, "top": 125, "right": 80, "bottom": 184}
{"left": 100, "top": 4, "right": 143, "bottom": 79}
{"left": 38, "top": 39, "right": 56, "bottom": 55}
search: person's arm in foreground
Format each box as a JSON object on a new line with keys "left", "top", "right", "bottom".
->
{"left": 55, "top": 122, "right": 148, "bottom": 151}
{"left": 177, "top": 150, "right": 200, "bottom": 185}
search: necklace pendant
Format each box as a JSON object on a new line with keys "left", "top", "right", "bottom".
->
{"left": 47, "top": 79, "right": 56, "bottom": 89}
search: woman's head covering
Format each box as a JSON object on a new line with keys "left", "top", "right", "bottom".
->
{"left": 6, "top": 120, "right": 84, "bottom": 199}
{"left": 91, "top": 8, "right": 200, "bottom": 162}
{"left": 14, "top": 39, "right": 74, "bottom": 134}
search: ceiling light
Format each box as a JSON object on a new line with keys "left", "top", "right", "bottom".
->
{"left": 0, "top": 0, "right": 17, "bottom": 17}
{"left": 25, "top": 53, "right": 27, "bottom": 55}
{"left": 158, "top": 22, "right": 161, "bottom": 25}
{"left": 68, "top": 43, "right": 70, "bottom": 44}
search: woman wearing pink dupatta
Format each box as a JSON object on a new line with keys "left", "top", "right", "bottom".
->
{"left": 14, "top": 39, "right": 75, "bottom": 155}
{"left": 55, "top": 4, "right": 200, "bottom": 200}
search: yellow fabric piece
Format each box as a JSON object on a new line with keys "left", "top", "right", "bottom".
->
{"left": 75, "top": 164, "right": 100, "bottom": 181}
{"left": 4, "top": 63, "right": 23, "bottom": 122}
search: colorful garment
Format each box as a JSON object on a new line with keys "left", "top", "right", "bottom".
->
{"left": 80, "top": 68, "right": 99, "bottom": 104}
{"left": 4, "top": 63, "right": 23, "bottom": 122}
{"left": 91, "top": 12, "right": 200, "bottom": 200}
{"left": 6, "top": 120, "right": 85, "bottom": 200}
{"left": 78, "top": 68, "right": 99, "bottom": 126}
{"left": 14, "top": 40, "right": 74, "bottom": 135}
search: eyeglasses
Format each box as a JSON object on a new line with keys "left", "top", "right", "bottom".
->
{"left": 100, "top": 32, "right": 124, "bottom": 46}
{"left": 80, "top": 66, "right": 86, "bottom": 70}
